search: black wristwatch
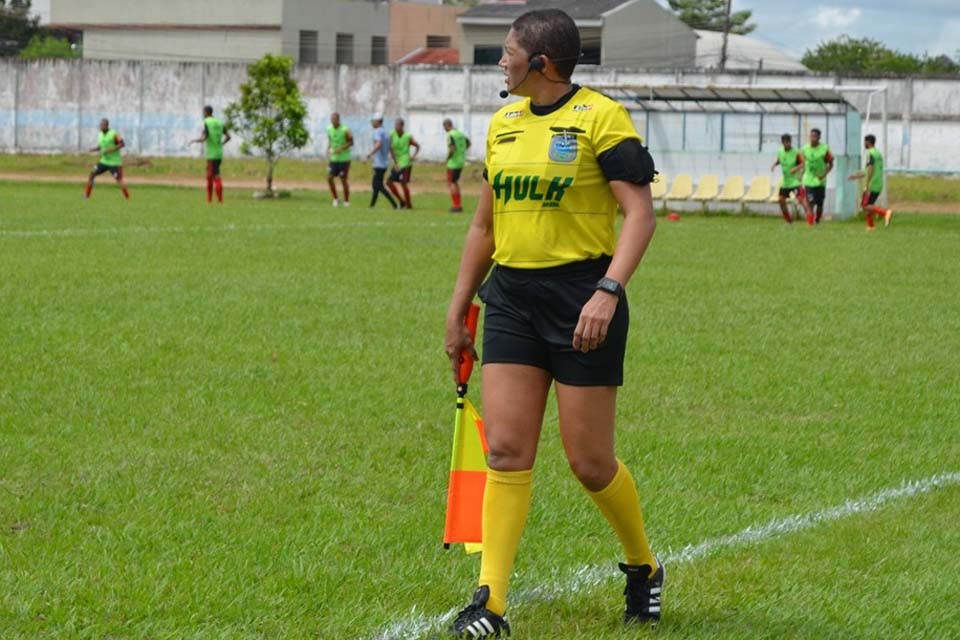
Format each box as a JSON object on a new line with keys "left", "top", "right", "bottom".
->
{"left": 595, "top": 276, "right": 624, "bottom": 298}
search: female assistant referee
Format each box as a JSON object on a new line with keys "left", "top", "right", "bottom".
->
{"left": 443, "top": 8, "right": 661, "bottom": 638}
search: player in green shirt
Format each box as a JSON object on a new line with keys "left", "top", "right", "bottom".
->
{"left": 770, "top": 133, "right": 809, "bottom": 224}
{"left": 443, "top": 118, "right": 471, "bottom": 213}
{"left": 386, "top": 117, "right": 420, "bottom": 209}
{"left": 848, "top": 134, "right": 893, "bottom": 230}
{"left": 190, "top": 106, "right": 232, "bottom": 203}
{"left": 85, "top": 118, "right": 130, "bottom": 200}
{"left": 800, "top": 128, "right": 834, "bottom": 225}
{"left": 327, "top": 112, "right": 354, "bottom": 207}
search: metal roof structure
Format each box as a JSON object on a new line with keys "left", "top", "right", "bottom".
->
{"left": 589, "top": 84, "right": 855, "bottom": 114}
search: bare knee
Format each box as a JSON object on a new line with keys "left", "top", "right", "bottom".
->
{"left": 567, "top": 452, "right": 617, "bottom": 492}
{"left": 487, "top": 440, "right": 535, "bottom": 472}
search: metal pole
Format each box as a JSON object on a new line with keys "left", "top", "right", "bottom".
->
{"left": 12, "top": 62, "right": 19, "bottom": 152}
{"left": 882, "top": 86, "right": 889, "bottom": 206}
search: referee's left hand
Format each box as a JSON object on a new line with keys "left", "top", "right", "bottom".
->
{"left": 573, "top": 291, "right": 618, "bottom": 353}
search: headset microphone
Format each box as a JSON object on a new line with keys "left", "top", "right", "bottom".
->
{"left": 499, "top": 56, "right": 547, "bottom": 99}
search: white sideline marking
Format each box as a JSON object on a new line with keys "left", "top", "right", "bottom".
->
{"left": 367, "top": 472, "right": 960, "bottom": 640}
{"left": 0, "top": 220, "right": 462, "bottom": 239}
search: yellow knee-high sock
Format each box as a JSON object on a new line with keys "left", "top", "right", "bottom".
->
{"left": 586, "top": 460, "right": 657, "bottom": 572}
{"left": 478, "top": 468, "right": 533, "bottom": 616}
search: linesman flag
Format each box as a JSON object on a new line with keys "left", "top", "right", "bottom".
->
{"left": 443, "top": 303, "right": 488, "bottom": 552}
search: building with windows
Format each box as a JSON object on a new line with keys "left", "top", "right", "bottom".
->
{"left": 457, "top": 0, "right": 696, "bottom": 68}
{"left": 49, "top": 0, "right": 461, "bottom": 65}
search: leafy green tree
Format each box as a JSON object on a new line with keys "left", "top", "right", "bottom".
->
{"left": 19, "top": 34, "right": 79, "bottom": 59}
{"left": 0, "top": 0, "right": 39, "bottom": 56}
{"left": 668, "top": 0, "right": 755, "bottom": 35}
{"left": 224, "top": 54, "right": 310, "bottom": 197}
{"left": 802, "top": 36, "right": 960, "bottom": 75}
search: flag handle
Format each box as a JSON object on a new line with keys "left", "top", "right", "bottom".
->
{"left": 456, "top": 303, "right": 480, "bottom": 397}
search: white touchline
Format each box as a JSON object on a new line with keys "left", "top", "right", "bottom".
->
{"left": 367, "top": 472, "right": 960, "bottom": 640}
{"left": 0, "top": 220, "right": 463, "bottom": 239}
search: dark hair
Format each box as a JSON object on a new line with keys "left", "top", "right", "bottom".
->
{"left": 811, "top": 128, "right": 822, "bottom": 136}
{"left": 203, "top": 105, "right": 213, "bottom": 116}
{"left": 781, "top": 133, "right": 792, "bottom": 142}
{"left": 512, "top": 9, "right": 581, "bottom": 80}
{"left": 864, "top": 134, "right": 876, "bottom": 145}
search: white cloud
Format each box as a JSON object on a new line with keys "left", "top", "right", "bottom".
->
{"left": 926, "top": 18, "right": 960, "bottom": 57}
{"left": 812, "top": 6, "right": 862, "bottom": 30}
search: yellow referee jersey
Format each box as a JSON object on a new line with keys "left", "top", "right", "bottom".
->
{"left": 485, "top": 86, "right": 641, "bottom": 269}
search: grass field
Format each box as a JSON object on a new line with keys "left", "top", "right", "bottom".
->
{"left": 1, "top": 181, "right": 959, "bottom": 639}
{"left": 0, "top": 153, "right": 957, "bottom": 206}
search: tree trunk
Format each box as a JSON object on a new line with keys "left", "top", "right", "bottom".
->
{"left": 266, "top": 153, "right": 275, "bottom": 195}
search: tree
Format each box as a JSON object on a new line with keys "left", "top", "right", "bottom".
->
{"left": 802, "top": 36, "right": 960, "bottom": 76}
{"left": 668, "top": 0, "right": 755, "bottom": 35}
{"left": 0, "top": 0, "right": 39, "bottom": 56}
{"left": 19, "top": 34, "right": 79, "bottom": 59}
{"left": 224, "top": 54, "right": 310, "bottom": 197}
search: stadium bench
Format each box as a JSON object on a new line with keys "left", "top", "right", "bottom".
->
{"left": 742, "top": 176, "right": 773, "bottom": 206}
{"left": 664, "top": 173, "right": 693, "bottom": 204}
{"left": 716, "top": 176, "right": 745, "bottom": 205}
{"left": 690, "top": 175, "right": 720, "bottom": 209}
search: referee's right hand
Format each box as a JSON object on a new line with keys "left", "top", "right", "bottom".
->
{"left": 445, "top": 316, "right": 478, "bottom": 384}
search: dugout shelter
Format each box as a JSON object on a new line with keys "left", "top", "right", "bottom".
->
{"left": 593, "top": 84, "right": 880, "bottom": 219}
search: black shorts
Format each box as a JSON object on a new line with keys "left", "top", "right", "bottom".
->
{"left": 389, "top": 166, "right": 412, "bottom": 183}
{"left": 779, "top": 186, "right": 802, "bottom": 198}
{"left": 447, "top": 168, "right": 462, "bottom": 184}
{"left": 478, "top": 256, "right": 628, "bottom": 387}
{"left": 805, "top": 186, "right": 826, "bottom": 207}
{"left": 206, "top": 159, "right": 222, "bottom": 177}
{"left": 862, "top": 191, "right": 881, "bottom": 206}
{"left": 329, "top": 161, "right": 351, "bottom": 178}
{"left": 93, "top": 163, "right": 122, "bottom": 179}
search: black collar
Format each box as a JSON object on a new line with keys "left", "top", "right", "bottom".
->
{"left": 530, "top": 84, "right": 581, "bottom": 116}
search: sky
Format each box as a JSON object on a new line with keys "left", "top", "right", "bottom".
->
{"left": 655, "top": 0, "right": 960, "bottom": 60}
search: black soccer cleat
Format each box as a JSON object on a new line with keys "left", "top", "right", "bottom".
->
{"left": 620, "top": 559, "right": 664, "bottom": 625}
{"left": 449, "top": 585, "right": 511, "bottom": 638}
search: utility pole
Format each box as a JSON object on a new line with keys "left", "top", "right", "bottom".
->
{"left": 719, "top": 0, "right": 732, "bottom": 70}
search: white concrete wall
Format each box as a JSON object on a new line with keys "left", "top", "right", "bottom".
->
{"left": 81, "top": 29, "right": 283, "bottom": 64}
{"left": 1, "top": 60, "right": 959, "bottom": 175}
{"left": 50, "top": 0, "right": 283, "bottom": 25}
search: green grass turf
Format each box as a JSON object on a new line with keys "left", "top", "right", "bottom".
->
{"left": 1, "top": 181, "right": 958, "bottom": 639}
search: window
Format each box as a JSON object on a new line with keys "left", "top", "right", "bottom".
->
{"left": 474, "top": 45, "right": 501, "bottom": 65}
{"left": 426, "top": 35, "right": 451, "bottom": 49}
{"left": 336, "top": 33, "right": 354, "bottom": 65}
{"left": 371, "top": 36, "right": 387, "bottom": 65}
{"left": 299, "top": 30, "right": 318, "bottom": 64}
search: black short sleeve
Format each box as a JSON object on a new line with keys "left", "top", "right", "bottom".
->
{"left": 596, "top": 138, "right": 657, "bottom": 186}
{"left": 483, "top": 167, "right": 488, "bottom": 182}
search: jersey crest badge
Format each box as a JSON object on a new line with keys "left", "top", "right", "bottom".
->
{"left": 548, "top": 133, "right": 578, "bottom": 163}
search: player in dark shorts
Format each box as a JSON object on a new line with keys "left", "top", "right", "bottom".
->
{"left": 444, "top": 118, "right": 471, "bottom": 212}
{"left": 387, "top": 118, "right": 420, "bottom": 209}
{"left": 85, "top": 118, "right": 129, "bottom": 199}
{"left": 848, "top": 134, "right": 893, "bottom": 230}
{"left": 800, "top": 128, "right": 834, "bottom": 225}
{"left": 191, "top": 106, "right": 231, "bottom": 203}
{"left": 327, "top": 112, "right": 354, "bottom": 207}
{"left": 770, "top": 133, "right": 809, "bottom": 223}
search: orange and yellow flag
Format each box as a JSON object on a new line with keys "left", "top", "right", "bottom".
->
{"left": 443, "top": 396, "right": 488, "bottom": 552}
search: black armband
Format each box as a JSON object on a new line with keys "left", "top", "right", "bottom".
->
{"left": 597, "top": 138, "right": 657, "bottom": 185}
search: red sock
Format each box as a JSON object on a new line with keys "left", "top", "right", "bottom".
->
{"left": 401, "top": 183, "right": 411, "bottom": 208}
{"left": 121, "top": 187, "right": 130, "bottom": 200}
{"left": 388, "top": 182, "right": 404, "bottom": 206}
{"left": 780, "top": 209, "right": 792, "bottom": 223}
{"left": 206, "top": 177, "right": 213, "bottom": 203}
{"left": 214, "top": 177, "right": 223, "bottom": 203}
{"left": 85, "top": 183, "right": 92, "bottom": 198}
{"left": 866, "top": 209, "right": 876, "bottom": 228}
{"left": 342, "top": 182, "right": 349, "bottom": 203}
{"left": 806, "top": 211, "right": 814, "bottom": 226}
{"left": 453, "top": 192, "right": 462, "bottom": 208}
